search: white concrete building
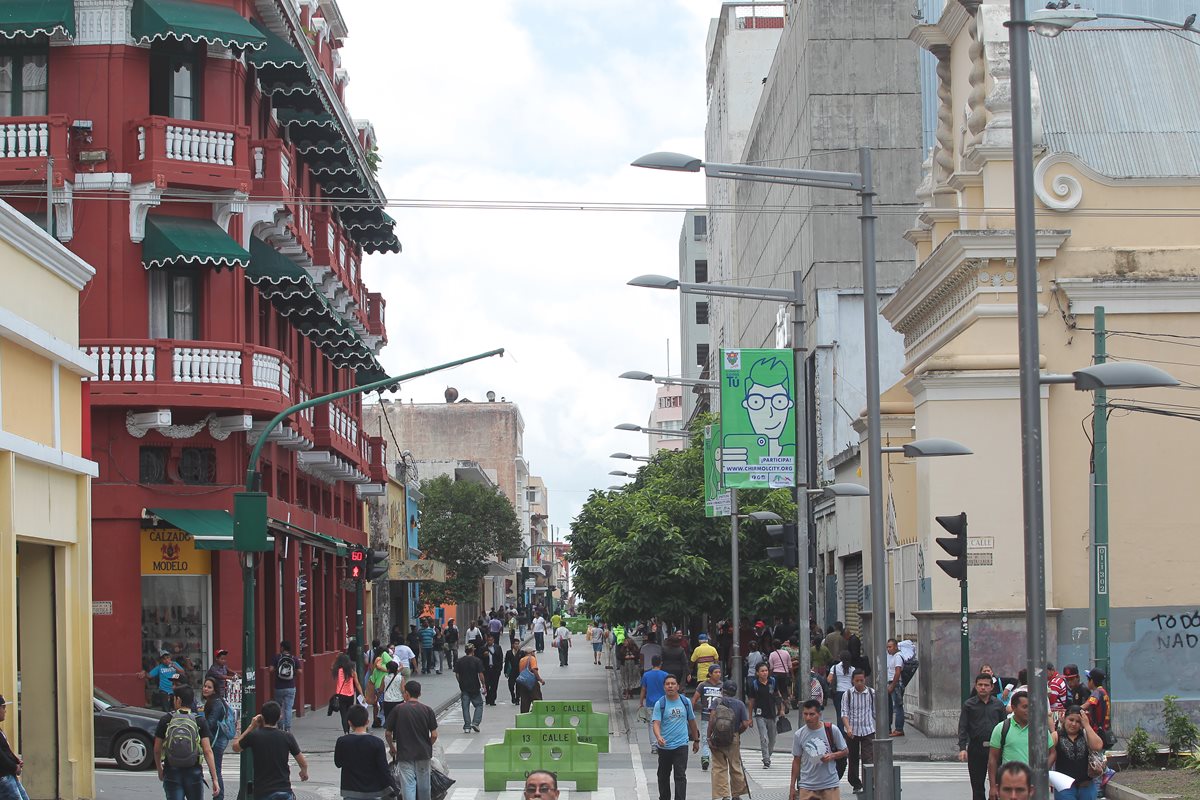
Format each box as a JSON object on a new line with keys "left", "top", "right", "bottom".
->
{"left": 679, "top": 208, "right": 711, "bottom": 422}
{"left": 647, "top": 383, "right": 685, "bottom": 454}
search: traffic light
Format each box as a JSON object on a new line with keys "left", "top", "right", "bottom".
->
{"left": 766, "top": 522, "right": 798, "bottom": 569}
{"left": 365, "top": 548, "right": 389, "bottom": 582}
{"left": 935, "top": 512, "right": 968, "bottom": 581}
{"left": 349, "top": 548, "right": 366, "bottom": 581}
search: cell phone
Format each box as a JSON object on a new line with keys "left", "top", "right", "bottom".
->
{"left": 723, "top": 434, "right": 769, "bottom": 451}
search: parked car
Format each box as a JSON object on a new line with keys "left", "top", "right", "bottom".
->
{"left": 93, "top": 687, "right": 163, "bottom": 770}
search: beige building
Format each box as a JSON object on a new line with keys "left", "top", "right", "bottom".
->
{"left": 0, "top": 203, "right": 97, "bottom": 797}
{"left": 847, "top": 1, "right": 1200, "bottom": 735}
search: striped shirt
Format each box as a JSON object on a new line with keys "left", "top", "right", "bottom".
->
{"left": 841, "top": 687, "right": 876, "bottom": 736}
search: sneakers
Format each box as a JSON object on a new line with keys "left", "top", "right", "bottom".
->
{"left": 701, "top": 756, "right": 710, "bottom": 771}
{"left": 890, "top": 730, "right": 905, "bottom": 737}
{"left": 472, "top": 725, "right": 480, "bottom": 733}
{"left": 762, "top": 760, "right": 770, "bottom": 769}
{"left": 651, "top": 745, "right": 659, "bottom": 755}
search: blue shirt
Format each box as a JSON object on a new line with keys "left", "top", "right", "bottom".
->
{"left": 652, "top": 695, "right": 695, "bottom": 750}
{"left": 419, "top": 627, "right": 435, "bottom": 649}
{"left": 642, "top": 668, "right": 668, "bottom": 707}
{"left": 149, "top": 662, "right": 184, "bottom": 693}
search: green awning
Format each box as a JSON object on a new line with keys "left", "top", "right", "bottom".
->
{"left": 248, "top": 20, "right": 306, "bottom": 69}
{"left": 246, "top": 236, "right": 313, "bottom": 294}
{"left": 0, "top": 0, "right": 75, "bottom": 39}
{"left": 142, "top": 215, "right": 251, "bottom": 270}
{"left": 277, "top": 109, "right": 337, "bottom": 128}
{"left": 269, "top": 518, "right": 348, "bottom": 556}
{"left": 132, "top": 0, "right": 266, "bottom": 50}
{"left": 148, "top": 508, "right": 235, "bottom": 551}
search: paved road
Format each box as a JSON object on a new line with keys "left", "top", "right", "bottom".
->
{"left": 96, "top": 639, "right": 971, "bottom": 799}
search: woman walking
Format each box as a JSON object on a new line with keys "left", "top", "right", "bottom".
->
{"left": 200, "top": 677, "right": 232, "bottom": 800}
{"left": 332, "top": 652, "right": 362, "bottom": 734}
{"left": 1053, "top": 705, "right": 1105, "bottom": 800}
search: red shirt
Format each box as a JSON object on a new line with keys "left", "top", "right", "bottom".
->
{"left": 1047, "top": 672, "right": 1068, "bottom": 711}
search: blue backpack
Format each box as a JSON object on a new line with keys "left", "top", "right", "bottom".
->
{"left": 211, "top": 699, "right": 238, "bottom": 750}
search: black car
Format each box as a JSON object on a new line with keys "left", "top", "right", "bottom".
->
{"left": 93, "top": 687, "right": 164, "bottom": 770}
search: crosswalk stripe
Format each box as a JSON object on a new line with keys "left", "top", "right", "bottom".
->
{"left": 444, "top": 738, "right": 473, "bottom": 754}
{"left": 447, "top": 788, "right": 478, "bottom": 800}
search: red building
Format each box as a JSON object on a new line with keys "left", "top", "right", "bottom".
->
{"left": 0, "top": 0, "right": 399, "bottom": 715}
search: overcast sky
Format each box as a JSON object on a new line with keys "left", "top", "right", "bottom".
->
{"left": 341, "top": 1, "right": 716, "bottom": 532}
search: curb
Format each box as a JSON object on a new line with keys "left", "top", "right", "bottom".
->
{"left": 1104, "top": 782, "right": 1160, "bottom": 800}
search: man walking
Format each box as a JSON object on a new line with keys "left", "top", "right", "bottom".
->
{"left": 555, "top": 620, "right": 572, "bottom": 667}
{"left": 746, "top": 663, "right": 784, "bottom": 769}
{"left": 335, "top": 705, "right": 394, "bottom": 799}
{"left": 385, "top": 681, "right": 439, "bottom": 800}
{"left": 482, "top": 633, "right": 505, "bottom": 706}
{"left": 691, "top": 665, "right": 724, "bottom": 772}
{"left": 706, "top": 680, "right": 751, "bottom": 800}
{"left": 841, "top": 670, "right": 876, "bottom": 794}
{"left": 651, "top": 675, "right": 699, "bottom": 800}
{"left": 958, "top": 672, "right": 1007, "bottom": 800}
{"left": 268, "top": 640, "right": 301, "bottom": 732}
{"left": 885, "top": 638, "right": 905, "bottom": 736}
{"left": 640, "top": 655, "right": 670, "bottom": 754}
{"left": 988, "top": 690, "right": 1055, "bottom": 791}
{"left": 204, "top": 648, "right": 232, "bottom": 697}
{"left": 232, "top": 700, "right": 309, "bottom": 800}
{"left": 444, "top": 619, "right": 460, "bottom": 670}
{"left": 454, "top": 643, "right": 486, "bottom": 732}
{"left": 532, "top": 613, "right": 547, "bottom": 653}
{"left": 690, "top": 634, "right": 720, "bottom": 685}
{"left": 154, "top": 685, "right": 220, "bottom": 800}
{"left": 788, "top": 699, "right": 847, "bottom": 800}
{"left": 523, "top": 770, "right": 559, "bottom": 800}
{"left": 419, "top": 619, "right": 437, "bottom": 676}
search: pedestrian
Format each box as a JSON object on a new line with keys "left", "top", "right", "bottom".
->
{"left": 1053, "top": 704, "right": 1105, "bottom": 800}
{"left": 200, "top": 677, "right": 234, "bottom": 800}
{"left": 640, "top": 655, "right": 670, "bottom": 754}
{"left": 885, "top": 638, "right": 905, "bottom": 736}
{"left": 641, "top": 634, "right": 663, "bottom": 673}
{"left": 153, "top": 685, "right": 220, "bottom": 800}
{"left": 331, "top": 653, "right": 362, "bottom": 735}
{"left": 204, "top": 648, "right": 232, "bottom": 697}
{"left": 651, "top": 675, "right": 699, "bottom": 800}
{"left": 746, "top": 662, "right": 784, "bottom": 769}
{"left": 384, "top": 681, "right": 439, "bottom": 800}
{"left": 767, "top": 640, "right": 793, "bottom": 711}
{"left": 821, "top": 623, "right": 846, "bottom": 663}
{"left": 394, "top": 640, "right": 417, "bottom": 678}
{"left": 988, "top": 690, "right": 1056, "bottom": 790}
{"left": 419, "top": 619, "right": 437, "bottom": 676}
{"left": 555, "top": 620, "right": 572, "bottom": 667}
{"left": 444, "top": 619, "right": 460, "bottom": 670}
{"left": 841, "top": 670, "right": 876, "bottom": 794}
{"left": 1083, "top": 668, "right": 1112, "bottom": 747}
{"left": 507, "top": 612, "right": 518, "bottom": 648}
{"left": 365, "top": 642, "right": 390, "bottom": 728}
{"left": 380, "top": 660, "right": 405, "bottom": 723}
{"left": 690, "top": 634, "right": 720, "bottom": 685}
{"left": 335, "top": 704, "right": 394, "bottom": 800}
{"left": 532, "top": 613, "right": 547, "bottom": 653}
{"left": 707, "top": 680, "right": 751, "bottom": 800}
{"left": 139, "top": 649, "right": 187, "bottom": 712}
{"left": 454, "top": 643, "right": 485, "bottom": 732}
{"left": 523, "top": 770, "right": 559, "bottom": 800}
{"left": 268, "top": 640, "right": 301, "bottom": 732}
{"left": 957, "top": 672, "right": 1007, "bottom": 800}
{"left": 231, "top": 700, "right": 309, "bottom": 799}
{"left": 1047, "top": 662, "right": 1069, "bottom": 723}
{"left": 716, "top": 622, "right": 733, "bottom": 676}
{"left": 995, "top": 761, "right": 1035, "bottom": 800}
{"left": 744, "top": 641, "right": 766, "bottom": 684}
{"left": 690, "top": 665, "right": 724, "bottom": 772}
{"left": 483, "top": 633, "right": 505, "bottom": 706}
{"left": 660, "top": 633, "right": 688, "bottom": 686}
{"left": 788, "top": 699, "right": 848, "bottom": 800}
{"left": 406, "top": 625, "right": 421, "bottom": 669}
{"left": 504, "top": 639, "right": 523, "bottom": 704}
{"left": 1061, "top": 664, "right": 1089, "bottom": 708}
{"left": 432, "top": 623, "right": 446, "bottom": 675}
{"left": 586, "top": 622, "right": 599, "bottom": 665}
{"left": 516, "top": 647, "right": 545, "bottom": 713}
{"left": 0, "top": 694, "right": 29, "bottom": 800}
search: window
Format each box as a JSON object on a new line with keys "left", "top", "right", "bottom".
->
{"left": 693, "top": 214, "right": 707, "bottom": 239}
{"left": 139, "top": 447, "right": 169, "bottom": 483}
{"left": 695, "top": 301, "right": 709, "bottom": 325}
{"left": 149, "top": 270, "right": 200, "bottom": 339}
{"left": 178, "top": 447, "right": 216, "bottom": 485}
{"left": 696, "top": 343, "right": 710, "bottom": 367}
{"left": 150, "top": 44, "right": 201, "bottom": 119}
{"left": 694, "top": 260, "right": 708, "bottom": 283}
{"left": 0, "top": 51, "right": 48, "bottom": 116}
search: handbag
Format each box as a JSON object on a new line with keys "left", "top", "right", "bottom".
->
{"left": 776, "top": 715, "right": 792, "bottom": 733}
{"left": 1101, "top": 728, "right": 1117, "bottom": 749}
{"left": 517, "top": 667, "right": 537, "bottom": 691}
{"left": 326, "top": 694, "right": 338, "bottom": 716}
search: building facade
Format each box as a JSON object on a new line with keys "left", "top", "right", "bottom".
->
{"left": 647, "top": 382, "right": 684, "bottom": 454}
{"left": 0, "top": 0, "right": 398, "bottom": 718}
{"left": 678, "top": 208, "right": 710, "bottom": 422}
{"left": 0, "top": 203, "right": 97, "bottom": 799}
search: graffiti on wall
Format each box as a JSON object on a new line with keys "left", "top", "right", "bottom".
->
{"left": 1118, "top": 610, "right": 1200, "bottom": 700}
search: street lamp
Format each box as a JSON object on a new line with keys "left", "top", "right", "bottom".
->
{"left": 610, "top": 452, "right": 651, "bottom": 462}
{"left": 619, "top": 369, "right": 719, "bottom": 388}
{"left": 807, "top": 483, "right": 871, "bottom": 498}
{"left": 880, "top": 438, "right": 974, "bottom": 458}
{"left": 615, "top": 422, "right": 692, "bottom": 437}
{"left": 608, "top": 470, "right": 636, "bottom": 477}
{"left": 1028, "top": 7, "right": 1194, "bottom": 37}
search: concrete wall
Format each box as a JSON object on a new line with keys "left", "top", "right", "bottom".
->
{"left": 678, "top": 209, "right": 710, "bottom": 421}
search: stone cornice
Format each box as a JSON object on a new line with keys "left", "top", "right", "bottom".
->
{"left": 0, "top": 201, "right": 94, "bottom": 290}
{"left": 1056, "top": 277, "right": 1200, "bottom": 315}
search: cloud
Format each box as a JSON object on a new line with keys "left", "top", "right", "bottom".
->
{"left": 339, "top": 0, "right": 713, "bottom": 530}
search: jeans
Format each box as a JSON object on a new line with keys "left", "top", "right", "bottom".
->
{"left": 846, "top": 734, "right": 874, "bottom": 789}
{"left": 534, "top": 631, "right": 544, "bottom": 651}
{"left": 274, "top": 687, "right": 297, "bottom": 731}
{"left": 460, "top": 690, "right": 484, "bottom": 728}
{"left": 0, "top": 776, "right": 30, "bottom": 800}
{"left": 889, "top": 683, "right": 905, "bottom": 732}
{"left": 211, "top": 747, "right": 227, "bottom": 800}
{"left": 338, "top": 694, "right": 355, "bottom": 734}
{"left": 485, "top": 670, "right": 502, "bottom": 705}
{"left": 1054, "top": 783, "right": 1098, "bottom": 800}
{"left": 559, "top": 642, "right": 569, "bottom": 666}
{"left": 395, "top": 759, "right": 432, "bottom": 800}
{"left": 754, "top": 715, "right": 778, "bottom": 765}
{"left": 830, "top": 691, "right": 845, "bottom": 737}
{"left": 446, "top": 645, "right": 458, "bottom": 669}
{"left": 258, "top": 792, "right": 295, "bottom": 800}
{"left": 162, "top": 765, "right": 204, "bottom": 800}
{"left": 967, "top": 739, "right": 990, "bottom": 800}
{"left": 422, "top": 647, "right": 435, "bottom": 673}
{"left": 699, "top": 717, "right": 710, "bottom": 760}
{"left": 656, "top": 745, "right": 689, "bottom": 800}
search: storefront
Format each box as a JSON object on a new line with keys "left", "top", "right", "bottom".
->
{"left": 140, "top": 527, "right": 213, "bottom": 690}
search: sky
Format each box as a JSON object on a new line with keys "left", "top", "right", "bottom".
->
{"left": 339, "top": 1, "right": 718, "bottom": 532}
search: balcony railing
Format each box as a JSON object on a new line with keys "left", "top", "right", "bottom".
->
{"left": 0, "top": 115, "right": 72, "bottom": 183}
{"left": 131, "top": 117, "right": 250, "bottom": 191}
{"left": 85, "top": 340, "right": 292, "bottom": 399}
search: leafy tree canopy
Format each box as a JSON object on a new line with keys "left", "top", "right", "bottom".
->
{"left": 417, "top": 475, "right": 522, "bottom": 606}
{"left": 568, "top": 413, "right": 798, "bottom": 627}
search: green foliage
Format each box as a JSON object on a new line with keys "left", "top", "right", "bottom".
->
{"left": 1181, "top": 748, "right": 1200, "bottom": 772}
{"left": 1163, "top": 695, "right": 1200, "bottom": 755}
{"left": 365, "top": 144, "right": 381, "bottom": 175}
{"left": 568, "top": 412, "right": 800, "bottom": 626}
{"left": 1126, "top": 725, "right": 1156, "bottom": 768}
{"left": 416, "top": 474, "right": 522, "bottom": 607}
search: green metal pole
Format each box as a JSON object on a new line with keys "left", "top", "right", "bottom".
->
{"left": 960, "top": 579, "right": 970, "bottom": 702}
{"left": 236, "top": 348, "right": 503, "bottom": 800}
{"left": 1093, "top": 308, "right": 1109, "bottom": 677}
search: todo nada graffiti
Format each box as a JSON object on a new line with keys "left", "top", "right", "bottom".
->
{"left": 1151, "top": 611, "right": 1200, "bottom": 650}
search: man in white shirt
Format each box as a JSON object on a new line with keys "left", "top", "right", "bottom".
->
{"left": 841, "top": 670, "right": 875, "bottom": 793}
{"left": 886, "top": 638, "right": 905, "bottom": 736}
{"left": 555, "top": 623, "right": 571, "bottom": 667}
{"left": 393, "top": 642, "right": 417, "bottom": 677}
{"left": 532, "top": 615, "right": 547, "bottom": 653}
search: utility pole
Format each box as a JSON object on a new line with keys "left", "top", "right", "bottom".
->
{"left": 1091, "top": 306, "right": 1109, "bottom": 677}
{"left": 791, "top": 270, "right": 812, "bottom": 701}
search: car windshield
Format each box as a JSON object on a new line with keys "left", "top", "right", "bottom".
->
{"left": 93, "top": 687, "right": 124, "bottom": 710}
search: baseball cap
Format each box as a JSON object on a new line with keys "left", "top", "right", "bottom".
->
{"left": 1062, "top": 664, "right": 1080, "bottom": 677}
{"left": 754, "top": 621, "right": 765, "bottom": 629}
{"left": 721, "top": 680, "right": 737, "bottom": 695}
{"left": 159, "top": 649, "right": 171, "bottom": 658}
{"left": 698, "top": 633, "right": 709, "bottom": 642}
{"left": 216, "top": 649, "right": 229, "bottom": 657}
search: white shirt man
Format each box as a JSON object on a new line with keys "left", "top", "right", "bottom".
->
{"left": 532, "top": 616, "right": 547, "bottom": 634}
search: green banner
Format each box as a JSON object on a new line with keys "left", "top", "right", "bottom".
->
{"left": 718, "top": 348, "right": 796, "bottom": 489}
{"left": 704, "top": 424, "right": 732, "bottom": 517}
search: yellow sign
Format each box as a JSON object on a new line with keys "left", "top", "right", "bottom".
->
{"left": 141, "top": 528, "right": 211, "bottom": 576}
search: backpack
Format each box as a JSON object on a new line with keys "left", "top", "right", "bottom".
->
{"left": 709, "top": 701, "right": 737, "bottom": 748}
{"left": 163, "top": 711, "right": 202, "bottom": 768}
{"left": 217, "top": 699, "right": 238, "bottom": 746}
{"left": 823, "top": 722, "right": 846, "bottom": 763}
{"left": 900, "top": 655, "right": 919, "bottom": 687}
{"left": 276, "top": 654, "right": 296, "bottom": 681}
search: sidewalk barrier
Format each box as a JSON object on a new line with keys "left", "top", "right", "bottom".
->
{"left": 515, "top": 699, "right": 611, "bottom": 753}
{"left": 483, "top": 727, "right": 599, "bottom": 791}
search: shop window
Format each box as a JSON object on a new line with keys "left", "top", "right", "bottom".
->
{"left": 139, "top": 446, "right": 169, "bottom": 483}
{"left": 0, "top": 50, "right": 49, "bottom": 116}
{"left": 178, "top": 447, "right": 216, "bottom": 485}
{"left": 141, "top": 576, "right": 209, "bottom": 692}
{"left": 148, "top": 270, "right": 200, "bottom": 340}
{"left": 149, "top": 42, "right": 202, "bottom": 120}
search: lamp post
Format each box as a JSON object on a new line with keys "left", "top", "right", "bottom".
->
{"left": 610, "top": 452, "right": 652, "bottom": 463}
{"left": 619, "top": 370, "right": 720, "bottom": 388}
{"left": 614, "top": 422, "right": 692, "bottom": 437}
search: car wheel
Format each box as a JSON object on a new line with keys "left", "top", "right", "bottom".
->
{"left": 113, "top": 732, "right": 153, "bottom": 770}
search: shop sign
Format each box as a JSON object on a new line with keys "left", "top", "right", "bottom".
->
{"left": 141, "top": 528, "right": 212, "bottom": 576}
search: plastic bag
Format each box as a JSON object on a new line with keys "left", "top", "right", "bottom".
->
{"left": 431, "top": 767, "right": 456, "bottom": 800}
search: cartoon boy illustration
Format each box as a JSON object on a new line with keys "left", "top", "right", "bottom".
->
{"left": 722, "top": 355, "right": 795, "bottom": 480}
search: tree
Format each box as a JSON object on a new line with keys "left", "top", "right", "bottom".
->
{"left": 569, "top": 414, "right": 797, "bottom": 627}
{"left": 417, "top": 475, "right": 522, "bottom": 607}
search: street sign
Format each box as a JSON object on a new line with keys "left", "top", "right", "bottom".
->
{"left": 525, "top": 578, "right": 536, "bottom": 589}
{"left": 966, "top": 552, "right": 993, "bottom": 567}
{"left": 1096, "top": 544, "right": 1108, "bottom": 594}
{"left": 968, "top": 536, "right": 994, "bottom": 550}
